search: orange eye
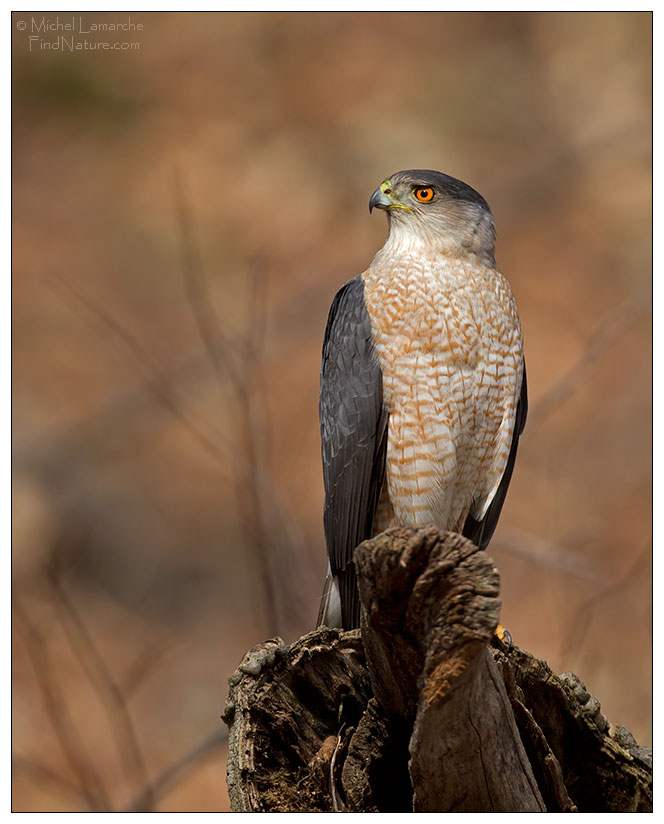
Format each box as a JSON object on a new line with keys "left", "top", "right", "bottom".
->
{"left": 413, "top": 187, "right": 435, "bottom": 203}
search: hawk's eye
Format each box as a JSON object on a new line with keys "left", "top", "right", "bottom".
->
{"left": 413, "top": 187, "right": 435, "bottom": 203}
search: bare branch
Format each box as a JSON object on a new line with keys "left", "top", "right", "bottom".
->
{"left": 44, "top": 569, "right": 153, "bottom": 807}
{"left": 174, "top": 171, "right": 243, "bottom": 391}
{"left": 529, "top": 290, "right": 651, "bottom": 426}
{"left": 47, "top": 274, "right": 235, "bottom": 474}
{"left": 174, "top": 176, "right": 280, "bottom": 633}
{"left": 49, "top": 271, "right": 303, "bottom": 635}
{"left": 12, "top": 753, "right": 87, "bottom": 805}
{"left": 494, "top": 526, "right": 609, "bottom": 585}
{"left": 124, "top": 727, "right": 228, "bottom": 812}
{"left": 13, "top": 601, "right": 112, "bottom": 811}
{"left": 562, "top": 542, "right": 651, "bottom": 661}
{"left": 120, "top": 642, "right": 172, "bottom": 699}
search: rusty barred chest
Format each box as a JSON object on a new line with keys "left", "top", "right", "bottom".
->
{"left": 361, "top": 252, "right": 523, "bottom": 534}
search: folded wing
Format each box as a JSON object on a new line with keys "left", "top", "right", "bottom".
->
{"left": 318, "top": 276, "right": 388, "bottom": 629}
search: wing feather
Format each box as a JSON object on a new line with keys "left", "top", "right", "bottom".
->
{"left": 463, "top": 365, "right": 528, "bottom": 550}
{"left": 319, "top": 275, "right": 388, "bottom": 629}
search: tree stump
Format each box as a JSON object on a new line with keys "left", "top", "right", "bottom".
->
{"left": 222, "top": 527, "right": 652, "bottom": 812}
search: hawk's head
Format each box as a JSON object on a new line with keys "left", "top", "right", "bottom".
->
{"left": 369, "top": 169, "right": 495, "bottom": 262}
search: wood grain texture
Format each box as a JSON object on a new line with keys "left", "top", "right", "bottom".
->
{"left": 355, "top": 527, "right": 544, "bottom": 811}
{"left": 223, "top": 527, "right": 651, "bottom": 812}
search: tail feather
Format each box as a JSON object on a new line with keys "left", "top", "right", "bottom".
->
{"left": 316, "top": 573, "right": 343, "bottom": 629}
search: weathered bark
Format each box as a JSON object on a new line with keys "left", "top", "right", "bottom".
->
{"left": 223, "top": 527, "right": 652, "bottom": 812}
{"left": 356, "top": 528, "right": 545, "bottom": 811}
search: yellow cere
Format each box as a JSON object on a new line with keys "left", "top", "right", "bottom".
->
{"left": 381, "top": 179, "right": 412, "bottom": 212}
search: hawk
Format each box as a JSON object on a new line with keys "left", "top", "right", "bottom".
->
{"left": 317, "top": 169, "right": 527, "bottom": 630}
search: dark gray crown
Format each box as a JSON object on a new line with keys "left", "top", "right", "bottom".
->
{"left": 391, "top": 169, "right": 492, "bottom": 214}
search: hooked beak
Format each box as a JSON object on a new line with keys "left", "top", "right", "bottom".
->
{"left": 369, "top": 187, "right": 394, "bottom": 213}
{"left": 369, "top": 181, "right": 411, "bottom": 214}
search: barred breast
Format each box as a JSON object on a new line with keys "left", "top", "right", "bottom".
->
{"left": 362, "top": 251, "right": 523, "bottom": 534}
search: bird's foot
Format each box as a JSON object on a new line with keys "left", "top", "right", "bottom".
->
{"left": 494, "top": 624, "right": 513, "bottom": 649}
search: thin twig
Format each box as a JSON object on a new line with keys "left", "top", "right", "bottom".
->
{"left": 246, "top": 253, "right": 276, "bottom": 477}
{"left": 12, "top": 601, "right": 112, "bottom": 811}
{"left": 49, "top": 271, "right": 290, "bottom": 633}
{"left": 12, "top": 753, "right": 87, "bottom": 804}
{"left": 174, "top": 171, "right": 243, "bottom": 390}
{"left": 174, "top": 175, "right": 279, "bottom": 633}
{"left": 529, "top": 289, "right": 650, "bottom": 426}
{"left": 494, "top": 526, "right": 608, "bottom": 585}
{"left": 47, "top": 274, "right": 236, "bottom": 473}
{"left": 120, "top": 642, "right": 172, "bottom": 699}
{"left": 45, "top": 569, "right": 153, "bottom": 807}
{"left": 124, "top": 727, "right": 228, "bottom": 812}
{"left": 562, "top": 542, "right": 651, "bottom": 661}
{"left": 329, "top": 724, "right": 347, "bottom": 813}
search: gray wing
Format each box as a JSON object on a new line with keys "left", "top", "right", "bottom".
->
{"left": 319, "top": 275, "right": 388, "bottom": 629}
{"left": 463, "top": 365, "right": 528, "bottom": 550}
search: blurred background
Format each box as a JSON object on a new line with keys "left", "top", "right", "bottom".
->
{"left": 12, "top": 11, "right": 651, "bottom": 812}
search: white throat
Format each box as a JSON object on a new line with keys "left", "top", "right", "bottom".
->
{"left": 373, "top": 204, "right": 496, "bottom": 268}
